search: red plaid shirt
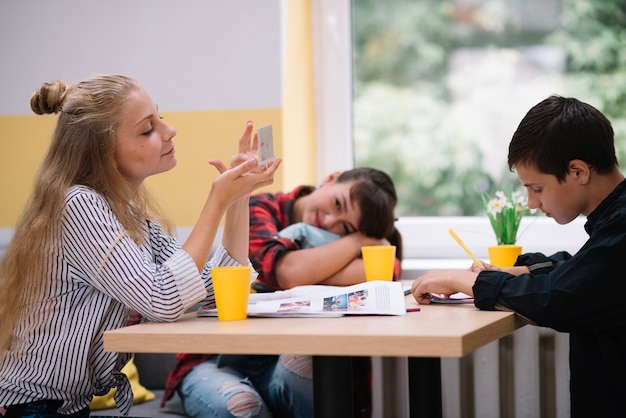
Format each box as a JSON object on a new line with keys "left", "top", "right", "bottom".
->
{"left": 249, "top": 186, "right": 316, "bottom": 289}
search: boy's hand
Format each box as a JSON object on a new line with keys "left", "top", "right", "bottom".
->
{"left": 410, "top": 270, "right": 477, "bottom": 304}
{"left": 469, "top": 262, "right": 530, "bottom": 276}
{"left": 470, "top": 261, "right": 500, "bottom": 273}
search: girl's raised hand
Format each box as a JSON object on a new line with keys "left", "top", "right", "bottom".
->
{"left": 230, "top": 120, "right": 259, "bottom": 169}
{"left": 207, "top": 121, "right": 281, "bottom": 206}
{"left": 209, "top": 157, "right": 281, "bottom": 198}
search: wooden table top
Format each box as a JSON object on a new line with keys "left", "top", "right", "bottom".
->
{"left": 104, "top": 296, "right": 525, "bottom": 358}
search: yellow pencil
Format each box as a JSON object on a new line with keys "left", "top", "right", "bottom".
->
{"left": 448, "top": 228, "right": 482, "bottom": 266}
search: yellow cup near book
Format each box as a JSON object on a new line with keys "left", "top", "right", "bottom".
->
{"left": 211, "top": 266, "right": 252, "bottom": 320}
{"left": 361, "top": 245, "right": 396, "bottom": 281}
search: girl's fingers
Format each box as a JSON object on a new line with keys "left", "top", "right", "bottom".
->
{"left": 208, "top": 159, "right": 228, "bottom": 174}
{"left": 245, "top": 158, "right": 281, "bottom": 184}
{"left": 238, "top": 120, "right": 254, "bottom": 154}
{"left": 209, "top": 158, "right": 280, "bottom": 196}
{"left": 262, "top": 158, "right": 281, "bottom": 175}
{"left": 252, "top": 131, "right": 259, "bottom": 152}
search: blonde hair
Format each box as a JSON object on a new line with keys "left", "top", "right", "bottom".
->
{"left": 0, "top": 74, "right": 172, "bottom": 352}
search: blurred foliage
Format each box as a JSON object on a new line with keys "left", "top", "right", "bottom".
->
{"left": 353, "top": 0, "right": 626, "bottom": 216}
{"left": 547, "top": 0, "right": 626, "bottom": 150}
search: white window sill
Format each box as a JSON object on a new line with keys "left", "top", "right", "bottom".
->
{"left": 396, "top": 215, "right": 588, "bottom": 280}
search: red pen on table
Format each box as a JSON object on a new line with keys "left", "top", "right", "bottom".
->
{"left": 406, "top": 307, "right": 421, "bottom": 312}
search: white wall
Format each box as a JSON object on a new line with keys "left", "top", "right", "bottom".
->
{"left": 0, "top": 0, "right": 283, "bottom": 114}
{"left": 0, "top": 0, "right": 290, "bottom": 228}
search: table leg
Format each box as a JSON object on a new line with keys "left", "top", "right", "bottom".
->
{"left": 408, "top": 357, "right": 442, "bottom": 418}
{"left": 313, "top": 356, "right": 354, "bottom": 418}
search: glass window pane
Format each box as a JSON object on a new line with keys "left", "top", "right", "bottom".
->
{"left": 353, "top": 0, "right": 626, "bottom": 216}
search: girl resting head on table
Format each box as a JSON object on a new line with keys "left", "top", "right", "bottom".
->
{"left": 0, "top": 74, "right": 280, "bottom": 418}
{"left": 250, "top": 167, "right": 403, "bottom": 291}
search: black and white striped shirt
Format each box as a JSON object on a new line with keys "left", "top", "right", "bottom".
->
{"left": 0, "top": 185, "right": 243, "bottom": 415}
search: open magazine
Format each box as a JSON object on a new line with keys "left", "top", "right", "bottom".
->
{"left": 198, "top": 280, "right": 407, "bottom": 318}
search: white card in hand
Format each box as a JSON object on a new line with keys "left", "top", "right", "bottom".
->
{"left": 258, "top": 124, "right": 275, "bottom": 164}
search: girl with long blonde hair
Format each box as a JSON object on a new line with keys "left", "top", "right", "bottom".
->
{"left": 0, "top": 74, "right": 280, "bottom": 417}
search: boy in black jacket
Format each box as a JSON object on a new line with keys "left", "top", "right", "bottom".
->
{"left": 411, "top": 95, "right": 626, "bottom": 417}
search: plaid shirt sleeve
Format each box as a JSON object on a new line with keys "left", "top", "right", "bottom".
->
{"left": 249, "top": 187, "right": 314, "bottom": 290}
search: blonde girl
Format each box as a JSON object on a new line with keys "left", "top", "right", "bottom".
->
{"left": 0, "top": 74, "right": 280, "bottom": 417}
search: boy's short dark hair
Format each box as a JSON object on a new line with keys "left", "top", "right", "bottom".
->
{"left": 507, "top": 95, "right": 617, "bottom": 182}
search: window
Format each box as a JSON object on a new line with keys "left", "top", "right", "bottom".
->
{"left": 313, "top": 0, "right": 624, "bottom": 259}
{"left": 353, "top": 0, "right": 626, "bottom": 216}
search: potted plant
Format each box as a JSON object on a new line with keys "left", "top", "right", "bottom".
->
{"left": 482, "top": 190, "right": 534, "bottom": 266}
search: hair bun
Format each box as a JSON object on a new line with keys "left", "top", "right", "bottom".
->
{"left": 30, "top": 80, "right": 68, "bottom": 115}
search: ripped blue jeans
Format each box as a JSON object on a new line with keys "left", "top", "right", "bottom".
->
{"left": 178, "top": 355, "right": 313, "bottom": 418}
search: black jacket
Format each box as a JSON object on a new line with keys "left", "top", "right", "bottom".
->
{"left": 474, "top": 179, "right": 626, "bottom": 418}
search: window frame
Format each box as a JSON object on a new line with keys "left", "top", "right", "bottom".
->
{"left": 312, "top": 0, "right": 354, "bottom": 180}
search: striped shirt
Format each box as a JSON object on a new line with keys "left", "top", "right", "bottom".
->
{"left": 0, "top": 185, "right": 242, "bottom": 415}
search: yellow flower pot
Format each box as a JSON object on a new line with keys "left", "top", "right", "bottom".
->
{"left": 488, "top": 245, "right": 522, "bottom": 267}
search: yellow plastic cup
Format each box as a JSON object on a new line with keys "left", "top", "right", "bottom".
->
{"left": 488, "top": 245, "right": 522, "bottom": 268}
{"left": 361, "top": 245, "right": 396, "bottom": 281}
{"left": 210, "top": 266, "right": 252, "bottom": 320}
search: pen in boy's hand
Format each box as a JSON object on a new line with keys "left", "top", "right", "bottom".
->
{"left": 448, "top": 228, "right": 483, "bottom": 266}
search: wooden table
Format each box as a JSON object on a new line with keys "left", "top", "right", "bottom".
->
{"left": 104, "top": 295, "right": 524, "bottom": 418}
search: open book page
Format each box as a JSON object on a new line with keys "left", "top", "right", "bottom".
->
{"left": 198, "top": 281, "right": 407, "bottom": 318}
{"left": 248, "top": 285, "right": 337, "bottom": 303}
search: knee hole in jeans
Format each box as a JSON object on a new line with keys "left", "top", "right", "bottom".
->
{"left": 280, "top": 354, "right": 313, "bottom": 379}
{"left": 221, "top": 381, "right": 264, "bottom": 417}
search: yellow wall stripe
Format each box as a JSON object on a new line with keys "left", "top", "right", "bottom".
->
{"left": 283, "top": 0, "right": 317, "bottom": 190}
{"left": 0, "top": 109, "right": 283, "bottom": 227}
